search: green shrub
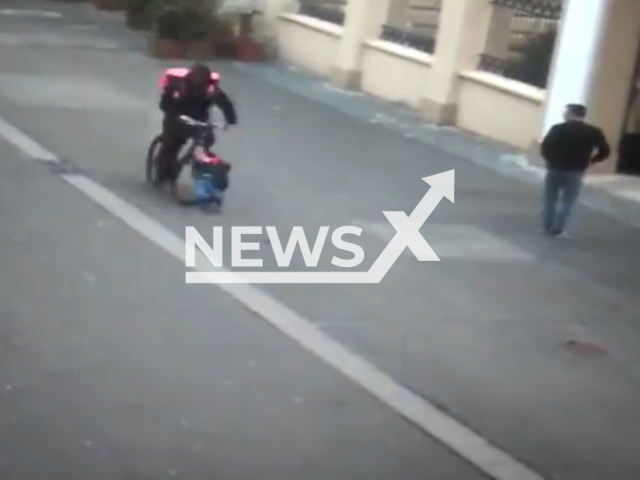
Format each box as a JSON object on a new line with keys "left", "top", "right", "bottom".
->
{"left": 154, "top": 0, "right": 228, "bottom": 42}
{"left": 183, "top": 6, "right": 210, "bottom": 41}
{"left": 126, "top": 0, "right": 151, "bottom": 13}
{"left": 155, "top": 5, "right": 184, "bottom": 39}
{"left": 126, "top": 0, "right": 158, "bottom": 28}
{"left": 208, "top": 13, "right": 234, "bottom": 42}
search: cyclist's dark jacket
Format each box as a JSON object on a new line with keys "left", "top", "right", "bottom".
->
{"left": 159, "top": 77, "right": 237, "bottom": 127}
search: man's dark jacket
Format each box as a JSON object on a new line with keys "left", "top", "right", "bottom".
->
{"left": 160, "top": 77, "right": 237, "bottom": 127}
{"left": 540, "top": 120, "right": 610, "bottom": 172}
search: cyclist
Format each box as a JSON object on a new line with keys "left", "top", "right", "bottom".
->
{"left": 157, "top": 63, "right": 237, "bottom": 186}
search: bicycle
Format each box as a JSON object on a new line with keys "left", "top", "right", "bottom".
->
{"left": 146, "top": 115, "right": 231, "bottom": 209}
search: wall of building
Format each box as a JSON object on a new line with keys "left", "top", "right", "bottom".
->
{"left": 276, "top": 9, "right": 541, "bottom": 150}
{"left": 277, "top": 14, "right": 343, "bottom": 77}
{"left": 272, "top": 0, "right": 640, "bottom": 173}
{"left": 360, "top": 40, "right": 433, "bottom": 109}
{"left": 457, "top": 72, "right": 544, "bottom": 149}
{"left": 587, "top": 0, "right": 640, "bottom": 174}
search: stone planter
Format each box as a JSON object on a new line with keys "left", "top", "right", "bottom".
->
{"left": 234, "top": 37, "right": 264, "bottom": 62}
{"left": 92, "top": 0, "right": 125, "bottom": 11}
{"left": 214, "top": 40, "right": 237, "bottom": 58}
{"left": 147, "top": 37, "right": 185, "bottom": 59}
{"left": 184, "top": 39, "right": 213, "bottom": 60}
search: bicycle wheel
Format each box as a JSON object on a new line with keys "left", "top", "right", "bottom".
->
{"left": 146, "top": 136, "right": 163, "bottom": 186}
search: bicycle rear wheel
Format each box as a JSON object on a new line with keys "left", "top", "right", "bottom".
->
{"left": 146, "top": 136, "right": 163, "bottom": 186}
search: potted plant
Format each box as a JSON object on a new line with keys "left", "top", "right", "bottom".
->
{"left": 92, "top": 0, "right": 126, "bottom": 10}
{"left": 126, "top": 0, "right": 155, "bottom": 30}
{"left": 183, "top": 5, "right": 213, "bottom": 59}
{"left": 148, "top": 5, "right": 185, "bottom": 58}
{"left": 209, "top": 13, "right": 235, "bottom": 58}
{"left": 233, "top": 11, "right": 264, "bottom": 62}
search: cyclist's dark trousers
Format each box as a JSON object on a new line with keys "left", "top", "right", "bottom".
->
{"left": 158, "top": 119, "right": 192, "bottom": 184}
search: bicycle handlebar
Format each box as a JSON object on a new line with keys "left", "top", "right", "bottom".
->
{"left": 179, "top": 115, "right": 224, "bottom": 129}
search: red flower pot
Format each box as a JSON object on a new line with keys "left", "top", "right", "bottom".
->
{"left": 234, "top": 37, "right": 264, "bottom": 62}
{"left": 184, "top": 40, "right": 213, "bottom": 60}
{"left": 147, "top": 37, "right": 185, "bottom": 59}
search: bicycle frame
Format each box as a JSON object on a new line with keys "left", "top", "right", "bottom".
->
{"left": 177, "top": 115, "right": 223, "bottom": 167}
{"left": 146, "top": 115, "right": 228, "bottom": 207}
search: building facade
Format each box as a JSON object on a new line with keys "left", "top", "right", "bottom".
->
{"left": 258, "top": 0, "right": 640, "bottom": 176}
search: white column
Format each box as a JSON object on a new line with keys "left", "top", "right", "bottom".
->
{"left": 386, "top": 0, "right": 410, "bottom": 27}
{"left": 330, "top": 0, "right": 392, "bottom": 88}
{"left": 542, "top": 0, "right": 609, "bottom": 134}
{"left": 260, "top": 0, "right": 296, "bottom": 40}
{"left": 419, "top": 0, "right": 496, "bottom": 124}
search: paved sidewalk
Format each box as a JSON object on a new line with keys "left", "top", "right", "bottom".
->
{"left": 233, "top": 61, "right": 640, "bottom": 229}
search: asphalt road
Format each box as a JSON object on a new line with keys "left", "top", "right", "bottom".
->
{"left": 1, "top": 1, "right": 640, "bottom": 479}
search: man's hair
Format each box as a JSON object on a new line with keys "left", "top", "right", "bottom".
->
{"left": 566, "top": 103, "right": 587, "bottom": 118}
{"left": 187, "top": 63, "right": 211, "bottom": 87}
{"left": 190, "top": 63, "right": 210, "bottom": 76}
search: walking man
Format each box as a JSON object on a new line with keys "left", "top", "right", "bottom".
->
{"left": 540, "top": 103, "right": 610, "bottom": 239}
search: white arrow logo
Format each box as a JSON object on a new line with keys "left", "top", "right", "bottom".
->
{"left": 186, "top": 170, "right": 455, "bottom": 284}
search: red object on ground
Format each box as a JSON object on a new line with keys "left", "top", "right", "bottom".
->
{"left": 194, "top": 148, "right": 231, "bottom": 170}
{"left": 563, "top": 340, "right": 607, "bottom": 357}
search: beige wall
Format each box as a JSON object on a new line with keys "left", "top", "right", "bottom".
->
{"left": 272, "top": 0, "right": 640, "bottom": 171}
{"left": 360, "top": 40, "right": 433, "bottom": 109}
{"left": 419, "top": 0, "right": 499, "bottom": 124}
{"left": 329, "top": 0, "right": 394, "bottom": 88}
{"left": 277, "top": 14, "right": 343, "bottom": 77}
{"left": 587, "top": 0, "right": 640, "bottom": 174}
{"left": 258, "top": 0, "right": 297, "bottom": 41}
{"left": 276, "top": 7, "right": 544, "bottom": 150}
{"left": 457, "top": 72, "right": 544, "bottom": 149}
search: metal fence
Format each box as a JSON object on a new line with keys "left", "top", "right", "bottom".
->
{"left": 296, "top": 0, "right": 441, "bottom": 53}
{"left": 298, "top": 0, "right": 345, "bottom": 25}
{"left": 478, "top": 0, "right": 562, "bottom": 88}
{"left": 379, "top": 24, "right": 437, "bottom": 53}
{"left": 295, "top": 0, "right": 560, "bottom": 82}
{"left": 379, "top": 1, "right": 441, "bottom": 54}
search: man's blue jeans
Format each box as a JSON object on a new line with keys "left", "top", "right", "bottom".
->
{"left": 542, "top": 170, "right": 584, "bottom": 233}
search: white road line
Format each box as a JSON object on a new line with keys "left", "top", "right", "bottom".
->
{"left": 0, "top": 117, "right": 58, "bottom": 162}
{"left": 0, "top": 117, "right": 545, "bottom": 480}
{"left": 0, "top": 9, "right": 62, "bottom": 19}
